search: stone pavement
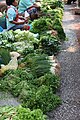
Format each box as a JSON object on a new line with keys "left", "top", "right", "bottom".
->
{"left": 47, "top": 4, "right": 80, "bottom": 120}
{"left": 0, "top": 91, "right": 20, "bottom": 106}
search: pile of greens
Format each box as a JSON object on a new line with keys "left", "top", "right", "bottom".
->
{"left": 0, "top": 106, "right": 47, "bottom": 120}
{"left": 30, "top": 18, "right": 50, "bottom": 34}
{"left": 0, "top": 48, "right": 11, "bottom": 65}
{"left": 41, "top": 0, "right": 64, "bottom": 10}
{"left": 0, "top": 54, "right": 61, "bottom": 113}
{"left": 0, "top": 30, "right": 39, "bottom": 53}
{"left": 22, "top": 53, "right": 51, "bottom": 77}
{"left": 0, "top": 0, "right": 65, "bottom": 118}
{"left": 40, "top": 35, "right": 61, "bottom": 55}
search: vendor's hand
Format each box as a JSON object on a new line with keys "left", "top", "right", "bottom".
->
{"left": 16, "top": 20, "right": 25, "bottom": 25}
{"left": 19, "top": 16, "right": 25, "bottom": 20}
{"left": 24, "top": 18, "right": 28, "bottom": 23}
{"left": 12, "top": 20, "right": 25, "bottom": 25}
{"left": 24, "top": 16, "right": 30, "bottom": 23}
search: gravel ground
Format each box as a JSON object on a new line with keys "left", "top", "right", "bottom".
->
{"left": 0, "top": 91, "right": 20, "bottom": 106}
{"left": 47, "top": 4, "right": 80, "bottom": 120}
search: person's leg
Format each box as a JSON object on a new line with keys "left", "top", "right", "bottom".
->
{"left": 8, "top": 24, "right": 30, "bottom": 31}
{"left": 67, "top": 0, "right": 72, "bottom": 4}
{"left": 8, "top": 24, "right": 24, "bottom": 31}
{"left": 73, "top": 0, "right": 76, "bottom": 3}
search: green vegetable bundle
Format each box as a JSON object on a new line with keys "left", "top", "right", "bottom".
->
{"left": 0, "top": 106, "right": 47, "bottom": 120}
{"left": 40, "top": 35, "right": 60, "bottom": 55}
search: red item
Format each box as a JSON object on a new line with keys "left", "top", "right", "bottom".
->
{"left": 27, "top": 25, "right": 30, "bottom": 30}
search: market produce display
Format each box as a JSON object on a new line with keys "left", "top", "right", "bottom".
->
{"left": 0, "top": 0, "right": 66, "bottom": 119}
{"left": 0, "top": 106, "right": 47, "bottom": 120}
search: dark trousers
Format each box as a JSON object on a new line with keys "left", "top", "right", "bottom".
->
{"left": 67, "top": 0, "right": 76, "bottom": 4}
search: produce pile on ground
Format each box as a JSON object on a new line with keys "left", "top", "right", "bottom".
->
{"left": 0, "top": 0, "right": 66, "bottom": 119}
{"left": 0, "top": 106, "right": 47, "bottom": 120}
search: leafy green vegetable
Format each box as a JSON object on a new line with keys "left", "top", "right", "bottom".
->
{"left": 30, "top": 18, "right": 49, "bottom": 34}
{"left": 14, "top": 29, "right": 39, "bottom": 44}
{"left": 53, "top": 18, "right": 66, "bottom": 40}
{"left": 40, "top": 35, "right": 60, "bottom": 55}
{"left": 0, "top": 48, "right": 11, "bottom": 65}
{"left": 0, "top": 67, "right": 61, "bottom": 113}
{"left": 0, "top": 30, "right": 15, "bottom": 42}
{"left": 22, "top": 85, "right": 61, "bottom": 112}
{"left": 0, "top": 30, "right": 39, "bottom": 53}
{"left": 22, "top": 53, "right": 51, "bottom": 77}
{"left": 32, "top": 73, "right": 60, "bottom": 92}
{"left": 0, "top": 106, "right": 47, "bottom": 120}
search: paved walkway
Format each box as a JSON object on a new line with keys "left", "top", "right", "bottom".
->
{"left": 0, "top": 91, "right": 20, "bottom": 106}
{"left": 48, "top": 4, "right": 80, "bottom": 120}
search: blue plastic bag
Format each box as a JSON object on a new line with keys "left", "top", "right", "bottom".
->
{"left": 0, "top": 26, "right": 3, "bottom": 32}
{"left": 0, "top": 16, "right": 6, "bottom": 29}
